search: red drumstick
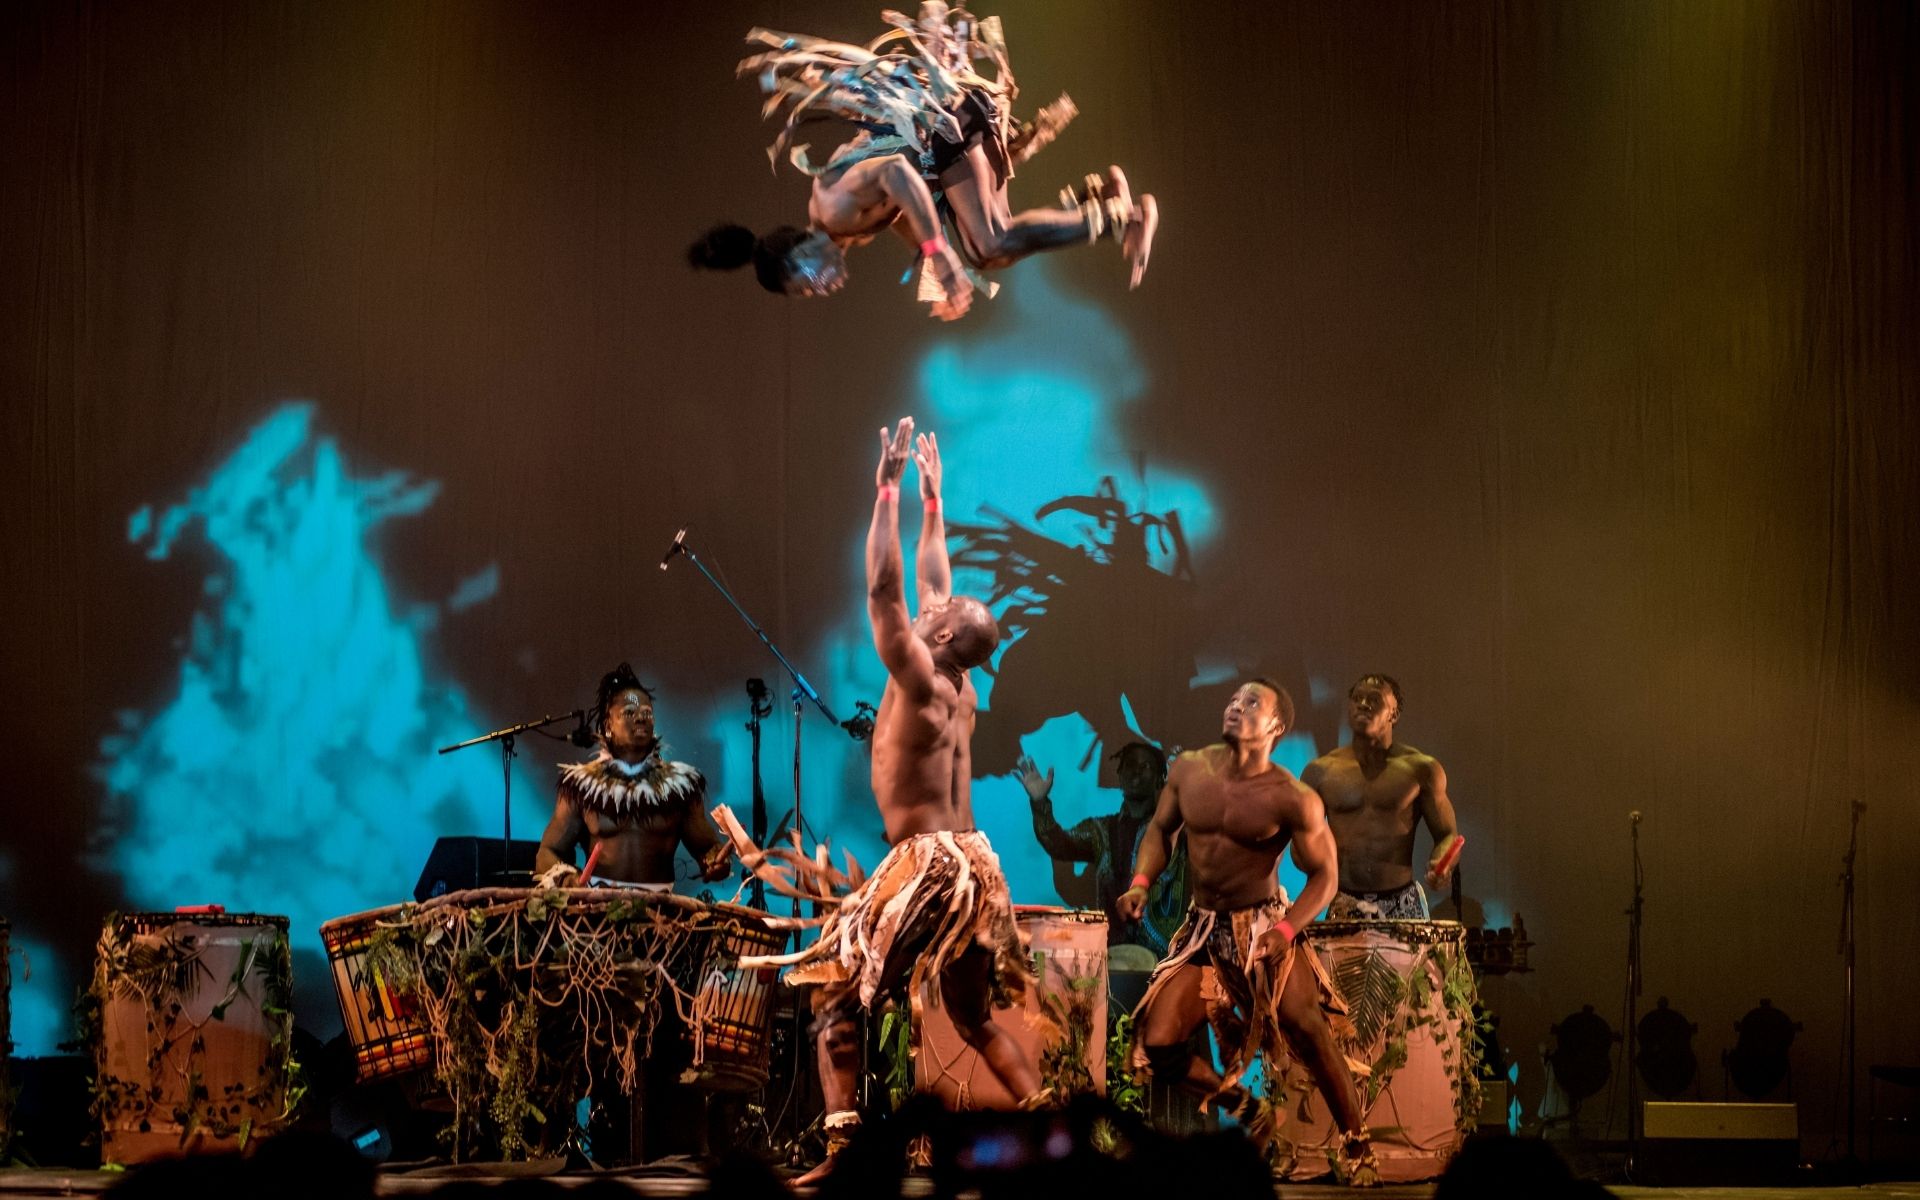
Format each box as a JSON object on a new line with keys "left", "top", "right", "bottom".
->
{"left": 1433, "top": 834, "right": 1466, "bottom": 881}
{"left": 580, "top": 842, "right": 603, "bottom": 886}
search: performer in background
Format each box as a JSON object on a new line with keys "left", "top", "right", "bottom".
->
{"left": 1304, "top": 674, "right": 1461, "bottom": 920}
{"left": 1020, "top": 741, "right": 1189, "bottom": 955}
{"left": 1121, "top": 680, "right": 1379, "bottom": 1184}
{"left": 535, "top": 663, "right": 732, "bottom": 891}
{"left": 743, "top": 419, "right": 1040, "bottom": 1184}
{"left": 691, "top": 2, "right": 1156, "bottom": 320}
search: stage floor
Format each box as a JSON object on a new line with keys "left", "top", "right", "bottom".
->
{"left": 2, "top": 1168, "right": 1918, "bottom": 1198}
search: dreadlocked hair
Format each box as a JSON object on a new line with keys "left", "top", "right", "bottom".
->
{"left": 687, "top": 223, "right": 812, "bottom": 294}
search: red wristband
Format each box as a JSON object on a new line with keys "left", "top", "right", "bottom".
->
{"left": 920, "top": 237, "right": 946, "bottom": 257}
{"left": 878, "top": 484, "right": 899, "bottom": 501}
{"left": 1130, "top": 873, "right": 1151, "bottom": 891}
{"left": 925, "top": 495, "right": 941, "bottom": 511}
{"left": 1275, "top": 919, "right": 1298, "bottom": 943}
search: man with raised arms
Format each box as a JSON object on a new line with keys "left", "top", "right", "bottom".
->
{"left": 756, "top": 418, "right": 1040, "bottom": 1183}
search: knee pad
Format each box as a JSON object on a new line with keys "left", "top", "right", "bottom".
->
{"left": 1143, "top": 1041, "right": 1193, "bottom": 1081}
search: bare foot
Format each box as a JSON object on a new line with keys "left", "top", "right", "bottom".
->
{"left": 787, "top": 1157, "right": 833, "bottom": 1189}
{"left": 1124, "top": 193, "right": 1158, "bottom": 288}
{"left": 1011, "top": 93, "right": 1078, "bottom": 163}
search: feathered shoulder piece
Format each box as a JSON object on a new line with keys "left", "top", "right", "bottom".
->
{"left": 558, "top": 750, "right": 705, "bottom": 816}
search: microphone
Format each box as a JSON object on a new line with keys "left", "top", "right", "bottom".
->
{"left": 567, "top": 711, "right": 597, "bottom": 749}
{"left": 840, "top": 700, "right": 878, "bottom": 742}
{"left": 659, "top": 526, "right": 689, "bottom": 571}
{"left": 1629, "top": 810, "right": 1642, "bottom": 826}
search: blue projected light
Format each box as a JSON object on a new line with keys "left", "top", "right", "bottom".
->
{"left": 688, "top": 264, "right": 1228, "bottom": 903}
{"left": 2, "top": 925, "right": 67, "bottom": 1059}
{"left": 916, "top": 265, "right": 1218, "bottom": 901}
{"left": 95, "top": 403, "right": 539, "bottom": 976}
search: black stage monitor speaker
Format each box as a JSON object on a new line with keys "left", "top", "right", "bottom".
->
{"left": 1639, "top": 1101, "right": 1801, "bottom": 1185}
{"left": 413, "top": 836, "right": 541, "bottom": 901}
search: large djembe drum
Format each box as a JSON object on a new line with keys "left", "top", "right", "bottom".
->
{"left": 917, "top": 906, "right": 1108, "bottom": 1108}
{"left": 90, "top": 912, "right": 297, "bottom": 1165}
{"left": 320, "top": 904, "right": 433, "bottom": 1083}
{"left": 684, "top": 901, "right": 785, "bottom": 1092}
{"left": 1277, "top": 920, "right": 1481, "bottom": 1182}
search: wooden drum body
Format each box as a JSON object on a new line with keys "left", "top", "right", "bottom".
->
{"left": 90, "top": 912, "right": 295, "bottom": 1165}
{"left": 320, "top": 905, "right": 431, "bottom": 1083}
{"left": 1278, "top": 919, "right": 1481, "bottom": 1182}
{"left": 917, "top": 906, "right": 1108, "bottom": 1108}
{"left": 685, "top": 902, "right": 784, "bottom": 1093}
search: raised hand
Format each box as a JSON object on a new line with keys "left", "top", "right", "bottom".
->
{"left": 914, "top": 431, "right": 943, "bottom": 502}
{"left": 875, "top": 417, "right": 915, "bottom": 489}
{"left": 1015, "top": 753, "right": 1054, "bottom": 804}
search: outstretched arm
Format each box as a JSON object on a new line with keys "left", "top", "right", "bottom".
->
{"left": 914, "top": 431, "right": 951, "bottom": 607}
{"left": 869, "top": 418, "right": 936, "bottom": 700}
{"left": 1019, "top": 754, "right": 1098, "bottom": 860}
{"left": 1418, "top": 758, "right": 1462, "bottom": 889}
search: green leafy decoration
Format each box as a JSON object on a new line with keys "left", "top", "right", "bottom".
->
{"left": 1332, "top": 950, "right": 1406, "bottom": 1049}
{"left": 80, "top": 917, "right": 301, "bottom": 1161}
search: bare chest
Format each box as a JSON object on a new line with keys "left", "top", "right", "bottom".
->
{"left": 1317, "top": 757, "right": 1422, "bottom": 819}
{"left": 1181, "top": 773, "right": 1289, "bottom": 848}
{"left": 585, "top": 806, "right": 683, "bottom": 841}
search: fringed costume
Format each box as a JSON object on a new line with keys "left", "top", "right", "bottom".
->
{"left": 739, "top": 2, "right": 1083, "bottom": 301}
{"left": 709, "top": 806, "right": 1029, "bottom": 1021}
{"left": 1132, "top": 893, "right": 1377, "bottom": 1178}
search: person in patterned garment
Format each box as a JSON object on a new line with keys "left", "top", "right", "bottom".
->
{"left": 1020, "top": 740, "right": 1190, "bottom": 955}
{"left": 721, "top": 420, "right": 1040, "bottom": 1185}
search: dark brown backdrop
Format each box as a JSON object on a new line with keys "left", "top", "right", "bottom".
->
{"left": 4, "top": 0, "right": 1915, "bottom": 1147}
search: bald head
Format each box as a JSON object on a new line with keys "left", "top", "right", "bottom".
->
{"left": 917, "top": 595, "right": 1000, "bottom": 670}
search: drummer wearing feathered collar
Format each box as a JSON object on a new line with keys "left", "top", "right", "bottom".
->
{"left": 535, "top": 663, "right": 732, "bottom": 891}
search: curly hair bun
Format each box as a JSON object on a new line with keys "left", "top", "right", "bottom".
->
{"left": 687, "top": 223, "right": 756, "bottom": 271}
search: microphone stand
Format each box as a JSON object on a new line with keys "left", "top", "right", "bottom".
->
{"left": 745, "top": 679, "right": 773, "bottom": 911}
{"left": 663, "top": 533, "right": 839, "bottom": 728}
{"left": 1840, "top": 801, "right": 1864, "bottom": 1169}
{"left": 1625, "top": 812, "right": 1645, "bottom": 1172}
{"left": 663, "top": 530, "right": 851, "bottom": 920}
{"left": 439, "top": 709, "right": 586, "bottom": 883}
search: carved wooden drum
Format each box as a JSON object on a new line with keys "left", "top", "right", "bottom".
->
{"left": 91, "top": 912, "right": 295, "bottom": 1165}
{"left": 917, "top": 906, "right": 1108, "bottom": 1109}
{"left": 321, "top": 905, "right": 432, "bottom": 1083}
{"left": 1276, "top": 919, "right": 1480, "bottom": 1182}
